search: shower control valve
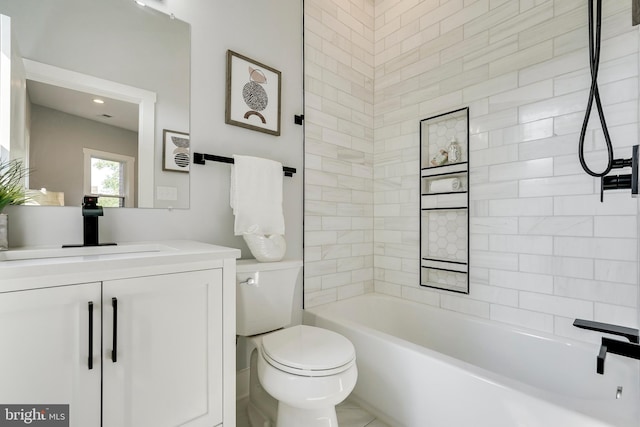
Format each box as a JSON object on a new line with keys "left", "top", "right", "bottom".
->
{"left": 600, "top": 145, "right": 639, "bottom": 202}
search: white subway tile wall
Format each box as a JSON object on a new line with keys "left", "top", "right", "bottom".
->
{"left": 304, "top": 0, "right": 639, "bottom": 342}
{"left": 304, "top": 0, "right": 376, "bottom": 308}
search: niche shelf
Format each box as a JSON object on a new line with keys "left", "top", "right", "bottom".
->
{"left": 419, "top": 107, "right": 469, "bottom": 294}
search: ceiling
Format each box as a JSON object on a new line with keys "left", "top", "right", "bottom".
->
{"left": 26, "top": 80, "right": 139, "bottom": 132}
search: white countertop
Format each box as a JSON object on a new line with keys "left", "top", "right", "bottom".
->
{"left": 0, "top": 240, "right": 241, "bottom": 292}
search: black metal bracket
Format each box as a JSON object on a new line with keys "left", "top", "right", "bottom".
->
{"left": 193, "top": 153, "right": 296, "bottom": 177}
{"left": 600, "top": 145, "right": 639, "bottom": 202}
{"left": 294, "top": 114, "right": 304, "bottom": 125}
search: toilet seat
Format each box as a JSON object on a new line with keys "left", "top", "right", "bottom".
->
{"left": 261, "top": 325, "right": 355, "bottom": 377}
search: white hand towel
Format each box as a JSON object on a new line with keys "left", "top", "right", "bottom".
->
{"left": 230, "top": 155, "right": 285, "bottom": 236}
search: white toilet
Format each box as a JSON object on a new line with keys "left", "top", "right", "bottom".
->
{"left": 237, "top": 259, "right": 357, "bottom": 427}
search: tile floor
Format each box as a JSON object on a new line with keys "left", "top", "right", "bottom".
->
{"left": 236, "top": 396, "right": 391, "bottom": 427}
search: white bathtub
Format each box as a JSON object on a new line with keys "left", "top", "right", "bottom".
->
{"left": 304, "top": 294, "right": 640, "bottom": 427}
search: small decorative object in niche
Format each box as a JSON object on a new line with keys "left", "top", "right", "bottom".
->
{"left": 430, "top": 149, "right": 448, "bottom": 166}
{"left": 225, "top": 50, "right": 281, "bottom": 136}
{"left": 420, "top": 107, "right": 469, "bottom": 293}
{"left": 163, "top": 130, "right": 190, "bottom": 173}
{"left": 447, "top": 138, "right": 462, "bottom": 163}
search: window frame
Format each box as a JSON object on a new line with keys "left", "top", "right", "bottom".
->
{"left": 83, "top": 148, "right": 135, "bottom": 208}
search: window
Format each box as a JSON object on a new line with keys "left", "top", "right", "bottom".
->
{"left": 83, "top": 148, "right": 135, "bottom": 208}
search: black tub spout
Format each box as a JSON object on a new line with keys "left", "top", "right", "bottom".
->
{"left": 574, "top": 319, "right": 640, "bottom": 375}
{"left": 597, "top": 344, "right": 607, "bottom": 374}
{"left": 573, "top": 319, "right": 639, "bottom": 344}
{"left": 597, "top": 337, "right": 640, "bottom": 375}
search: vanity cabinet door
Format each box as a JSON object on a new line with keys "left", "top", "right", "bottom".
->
{"left": 0, "top": 282, "right": 102, "bottom": 427}
{"left": 102, "top": 269, "right": 223, "bottom": 427}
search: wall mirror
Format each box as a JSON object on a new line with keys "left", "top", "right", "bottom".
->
{"left": 0, "top": 0, "right": 190, "bottom": 209}
{"left": 419, "top": 107, "right": 469, "bottom": 294}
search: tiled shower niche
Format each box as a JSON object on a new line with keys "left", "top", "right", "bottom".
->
{"left": 419, "top": 107, "right": 469, "bottom": 293}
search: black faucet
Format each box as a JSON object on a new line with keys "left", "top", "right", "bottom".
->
{"left": 574, "top": 319, "right": 640, "bottom": 375}
{"left": 62, "top": 196, "right": 116, "bottom": 248}
{"left": 82, "top": 196, "right": 103, "bottom": 246}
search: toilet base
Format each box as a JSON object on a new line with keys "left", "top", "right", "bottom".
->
{"left": 247, "top": 349, "right": 277, "bottom": 427}
{"left": 247, "top": 399, "right": 271, "bottom": 427}
{"left": 276, "top": 402, "right": 338, "bottom": 427}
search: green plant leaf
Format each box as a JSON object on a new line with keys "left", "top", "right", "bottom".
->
{"left": 0, "top": 158, "right": 29, "bottom": 213}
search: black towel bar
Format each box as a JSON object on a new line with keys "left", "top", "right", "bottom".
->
{"left": 193, "top": 152, "right": 296, "bottom": 177}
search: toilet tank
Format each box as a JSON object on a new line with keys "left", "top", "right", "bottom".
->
{"left": 236, "top": 259, "right": 303, "bottom": 336}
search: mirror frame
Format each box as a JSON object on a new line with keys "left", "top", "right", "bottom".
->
{"left": 23, "top": 60, "right": 157, "bottom": 208}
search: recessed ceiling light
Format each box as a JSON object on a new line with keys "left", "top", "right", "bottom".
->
{"left": 93, "top": 98, "right": 105, "bottom": 104}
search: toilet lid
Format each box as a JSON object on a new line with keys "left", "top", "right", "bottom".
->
{"left": 261, "top": 325, "right": 355, "bottom": 376}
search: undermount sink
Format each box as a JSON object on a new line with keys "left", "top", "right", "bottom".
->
{"left": 0, "top": 243, "right": 175, "bottom": 262}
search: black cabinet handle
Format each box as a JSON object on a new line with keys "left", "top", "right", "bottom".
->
{"left": 574, "top": 319, "right": 639, "bottom": 344}
{"left": 112, "top": 297, "right": 118, "bottom": 363}
{"left": 88, "top": 302, "right": 94, "bottom": 370}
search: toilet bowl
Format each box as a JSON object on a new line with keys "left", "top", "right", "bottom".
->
{"left": 236, "top": 260, "right": 358, "bottom": 427}
{"left": 255, "top": 325, "right": 357, "bottom": 427}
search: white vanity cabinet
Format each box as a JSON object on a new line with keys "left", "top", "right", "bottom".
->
{"left": 0, "top": 241, "right": 239, "bottom": 427}
{"left": 0, "top": 282, "right": 102, "bottom": 426}
{"left": 102, "top": 269, "right": 222, "bottom": 427}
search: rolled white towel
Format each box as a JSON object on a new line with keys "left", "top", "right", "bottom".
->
{"left": 430, "top": 177, "right": 462, "bottom": 193}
